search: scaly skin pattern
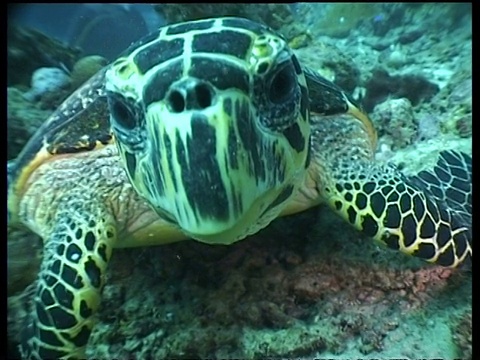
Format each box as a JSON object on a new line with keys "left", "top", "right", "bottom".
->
{"left": 15, "top": 116, "right": 472, "bottom": 359}
{"left": 309, "top": 114, "right": 472, "bottom": 268}
{"left": 9, "top": 17, "right": 471, "bottom": 359}
{"left": 16, "top": 146, "right": 183, "bottom": 359}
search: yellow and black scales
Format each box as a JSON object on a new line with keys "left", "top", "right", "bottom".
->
{"left": 7, "top": 17, "right": 472, "bottom": 359}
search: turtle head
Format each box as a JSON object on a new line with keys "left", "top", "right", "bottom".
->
{"left": 105, "top": 17, "right": 310, "bottom": 244}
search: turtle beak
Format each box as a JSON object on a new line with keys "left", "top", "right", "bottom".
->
{"left": 304, "top": 70, "right": 377, "bottom": 149}
{"left": 132, "top": 77, "right": 307, "bottom": 244}
{"left": 344, "top": 97, "right": 377, "bottom": 150}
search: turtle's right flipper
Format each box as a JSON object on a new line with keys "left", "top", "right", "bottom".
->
{"left": 319, "top": 151, "right": 472, "bottom": 268}
{"left": 408, "top": 150, "right": 472, "bottom": 228}
{"left": 19, "top": 199, "right": 116, "bottom": 359}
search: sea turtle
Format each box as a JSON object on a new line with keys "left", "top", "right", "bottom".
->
{"left": 8, "top": 17, "right": 472, "bottom": 359}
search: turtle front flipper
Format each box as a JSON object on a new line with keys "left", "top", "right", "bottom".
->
{"left": 312, "top": 116, "right": 472, "bottom": 268}
{"left": 19, "top": 201, "right": 115, "bottom": 359}
{"left": 408, "top": 150, "right": 472, "bottom": 227}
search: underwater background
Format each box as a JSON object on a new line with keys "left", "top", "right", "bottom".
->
{"left": 7, "top": 3, "right": 471, "bottom": 359}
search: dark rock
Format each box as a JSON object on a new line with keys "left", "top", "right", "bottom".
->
{"left": 456, "top": 115, "right": 472, "bottom": 138}
{"left": 366, "top": 39, "right": 392, "bottom": 51}
{"left": 397, "top": 28, "right": 423, "bottom": 44}
{"left": 363, "top": 68, "right": 439, "bottom": 112}
{"left": 372, "top": 18, "right": 390, "bottom": 37}
{"left": 7, "top": 24, "right": 81, "bottom": 87}
{"left": 372, "top": 4, "right": 406, "bottom": 36}
{"left": 453, "top": 310, "right": 472, "bottom": 360}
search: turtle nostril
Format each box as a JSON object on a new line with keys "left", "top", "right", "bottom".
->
{"left": 194, "top": 83, "right": 212, "bottom": 109}
{"left": 168, "top": 90, "right": 185, "bottom": 113}
{"left": 167, "top": 79, "right": 214, "bottom": 113}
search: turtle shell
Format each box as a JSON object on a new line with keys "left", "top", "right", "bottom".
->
{"left": 8, "top": 67, "right": 113, "bottom": 205}
{"left": 7, "top": 25, "right": 174, "bottom": 197}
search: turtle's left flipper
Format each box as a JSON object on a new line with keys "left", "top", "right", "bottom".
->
{"left": 19, "top": 198, "right": 115, "bottom": 359}
{"left": 320, "top": 151, "right": 472, "bottom": 268}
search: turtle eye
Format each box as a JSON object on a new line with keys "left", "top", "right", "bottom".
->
{"left": 268, "top": 63, "right": 297, "bottom": 104}
{"left": 110, "top": 99, "right": 136, "bottom": 130}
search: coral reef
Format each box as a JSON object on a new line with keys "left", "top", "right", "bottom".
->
{"left": 420, "top": 60, "right": 471, "bottom": 139}
{"left": 452, "top": 309, "right": 472, "bottom": 360}
{"left": 295, "top": 42, "right": 360, "bottom": 92}
{"left": 406, "top": 3, "right": 471, "bottom": 32}
{"left": 4, "top": 208, "right": 459, "bottom": 358}
{"left": 315, "top": 3, "right": 382, "bottom": 38}
{"left": 7, "top": 56, "right": 108, "bottom": 160}
{"left": 7, "top": 24, "right": 81, "bottom": 87}
{"left": 416, "top": 114, "right": 441, "bottom": 142}
{"left": 77, "top": 208, "right": 468, "bottom": 358}
{"left": 23, "top": 67, "right": 71, "bottom": 102}
{"left": 440, "top": 77, "right": 472, "bottom": 138}
{"left": 378, "top": 44, "right": 409, "bottom": 69}
{"left": 7, "top": 4, "right": 471, "bottom": 359}
{"left": 363, "top": 68, "right": 439, "bottom": 112}
{"left": 453, "top": 114, "right": 472, "bottom": 138}
{"left": 371, "top": 98, "right": 417, "bottom": 150}
{"left": 397, "top": 27, "right": 423, "bottom": 45}
{"left": 70, "top": 55, "right": 108, "bottom": 89}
